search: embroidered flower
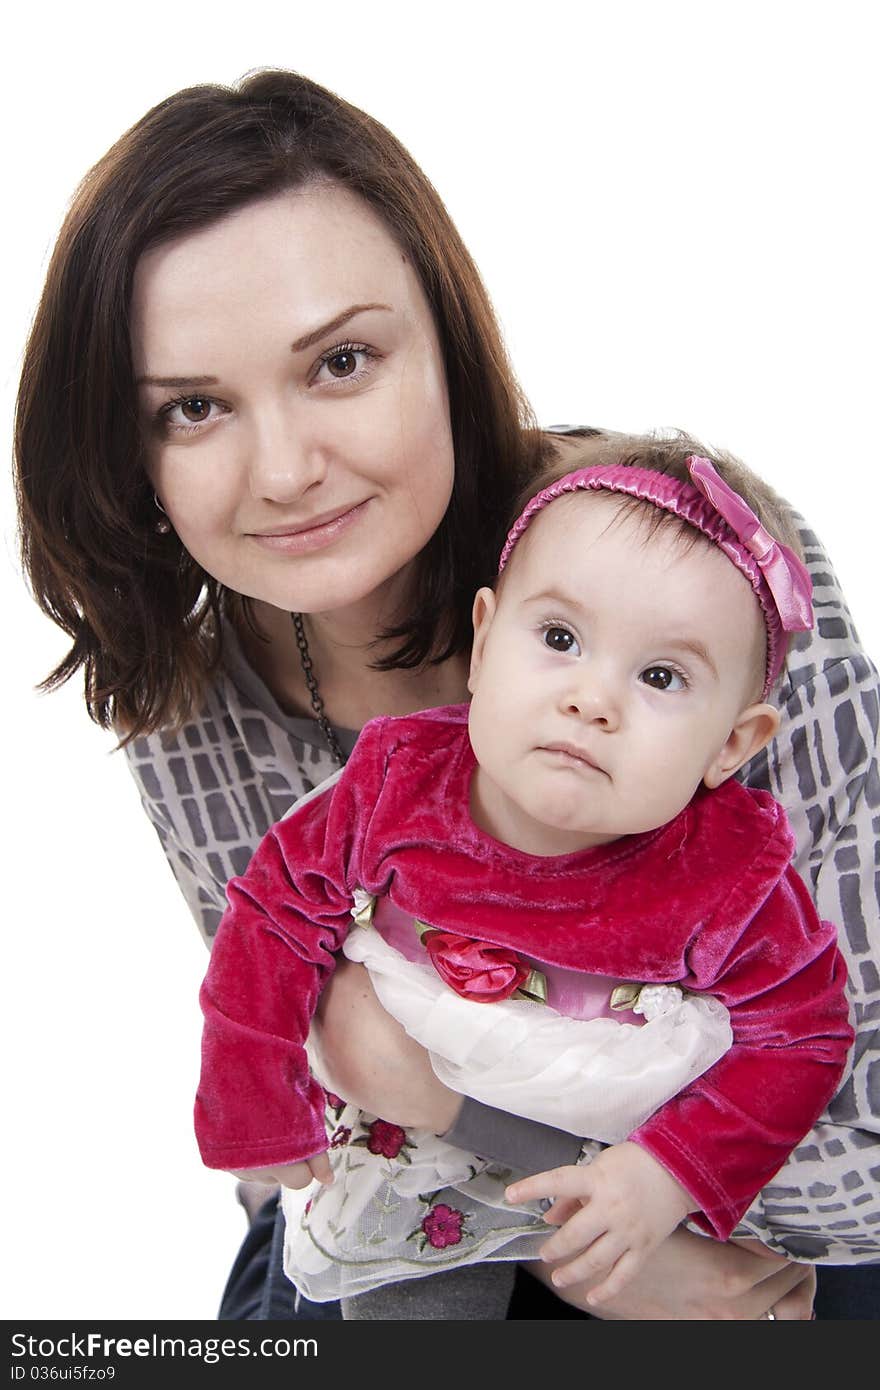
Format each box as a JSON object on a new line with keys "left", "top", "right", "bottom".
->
{"left": 421, "top": 1203, "right": 465, "bottom": 1249}
{"left": 324, "top": 1090, "right": 345, "bottom": 1112}
{"left": 329, "top": 1125, "right": 352, "bottom": 1149}
{"left": 366, "top": 1119, "right": 408, "bottom": 1159}
{"left": 421, "top": 930, "right": 531, "bottom": 1003}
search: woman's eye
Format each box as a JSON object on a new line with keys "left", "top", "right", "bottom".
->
{"left": 325, "top": 350, "right": 359, "bottom": 379}
{"left": 159, "top": 396, "right": 225, "bottom": 432}
{"left": 542, "top": 625, "right": 579, "bottom": 655}
{"left": 640, "top": 665, "right": 686, "bottom": 692}
{"left": 312, "top": 343, "right": 375, "bottom": 385}
{"left": 177, "top": 397, "right": 212, "bottom": 422}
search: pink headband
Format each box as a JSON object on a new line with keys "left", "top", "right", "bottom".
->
{"left": 498, "top": 456, "right": 813, "bottom": 698}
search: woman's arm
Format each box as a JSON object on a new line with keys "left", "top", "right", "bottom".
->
{"left": 121, "top": 662, "right": 347, "bottom": 946}
{"left": 532, "top": 1228, "right": 818, "bottom": 1320}
{"left": 738, "top": 519, "right": 880, "bottom": 1261}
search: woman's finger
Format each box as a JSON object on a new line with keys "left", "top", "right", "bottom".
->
{"left": 741, "top": 1261, "right": 816, "bottom": 1319}
{"left": 759, "top": 1266, "right": 816, "bottom": 1320}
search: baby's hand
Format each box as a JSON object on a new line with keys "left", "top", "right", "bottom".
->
{"left": 230, "top": 1151, "right": 333, "bottom": 1190}
{"left": 505, "top": 1141, "right": 693, "bottom": 1306}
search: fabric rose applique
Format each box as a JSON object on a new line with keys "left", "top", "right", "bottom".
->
{"left": 416, "top": 923, "right": 546, "bottom": 1004}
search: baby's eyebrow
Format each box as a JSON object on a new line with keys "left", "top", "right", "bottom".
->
{"left": 661, "top": 637, "right": 718, "bottom": 678}
{"left": 525, "top": 587, "right": 582, "bottom": 610}
{"left": 523, "top": 591, "right": 720, "bottom": 678}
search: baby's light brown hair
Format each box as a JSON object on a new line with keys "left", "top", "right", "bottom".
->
{"left": 503, "top": 428, "right": 806, "bottom": 696}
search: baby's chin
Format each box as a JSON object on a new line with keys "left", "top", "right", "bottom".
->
{"left": 512, "top": 802, "right": 621, "bottom": 856}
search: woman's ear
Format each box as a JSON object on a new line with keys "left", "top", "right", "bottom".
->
{"left": 703, "top": 703, "right": 781, "bottom": 789}
{"left": 467, "top": 587, "right": 497, "bottom": 694}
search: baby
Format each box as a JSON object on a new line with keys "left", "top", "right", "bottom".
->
{"left": 195, "top": 433, "right": 853, "bottom": 1316}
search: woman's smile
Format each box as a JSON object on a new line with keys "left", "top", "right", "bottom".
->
{"left": 247, "top": 499, "right": 372, "bottom": 554}
{"left": 131, "top": 183, "right": 454, "bottom": 617}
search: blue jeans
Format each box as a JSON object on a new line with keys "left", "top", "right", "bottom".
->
{"left": 218, "top": 1197, "right": 880, "bottom": 1320}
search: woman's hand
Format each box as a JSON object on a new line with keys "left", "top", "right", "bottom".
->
{"left": 529, "top": 1225, "right": 815, "bottom": 1320}
{"left": 309, "top": 957, "right": 463, "bottom": 1134}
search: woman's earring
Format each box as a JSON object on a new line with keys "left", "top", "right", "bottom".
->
{"left": 154, "top": 493, "right": 172, "bottom": 535}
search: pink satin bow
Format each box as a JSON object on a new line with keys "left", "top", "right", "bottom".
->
{"left": 686, "top": 457, "right": 813, "bottom": 636}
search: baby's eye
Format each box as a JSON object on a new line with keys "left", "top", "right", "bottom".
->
{"left": 640, "top": 665, "right": 686, "bottom": 692}
{"left": 542, "top": 625, "right": 580, "bottom": 655}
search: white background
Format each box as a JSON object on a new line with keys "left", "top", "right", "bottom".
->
{"left": 2, "top": 0, "right": 877, "bottom": 1319}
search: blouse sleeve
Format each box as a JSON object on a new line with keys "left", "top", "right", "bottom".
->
{"left": 194, "top": 721, "right": 390, "bottom": 1172}
{"left": 736, "top": 518, "right": 880, "bottom": 1261}
{"left": 122, "top": 730, "right": 230, "bottom": 946}
{"left": 121, "top": 676, "right": 343, "bottom": 947}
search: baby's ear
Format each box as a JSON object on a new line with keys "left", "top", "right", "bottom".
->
{"left": 467, "top": 588, "right": 497, "bottom": 694}
{"left": 703, "top": 703, "right": 781, "bottom": 789}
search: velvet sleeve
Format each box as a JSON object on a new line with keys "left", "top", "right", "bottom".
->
{"left": 630, "top": 862, "right": 854, "bottom": 1240}
{"left": 194, "top": 725, "right": 389, "bottom": 1172}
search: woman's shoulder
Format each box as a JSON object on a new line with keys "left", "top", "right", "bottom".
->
{"left": 782, "top": 512, "right": 877, "bottom": 696}
{"left": 120, "top": 624, "right": 350, "bottom": 940}
{"left": 125, "top": 619, "right": 352, "bottom": 793}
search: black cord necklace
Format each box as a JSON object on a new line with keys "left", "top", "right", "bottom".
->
{"left": 290, "top": 612, "right": 348, "bottom": 768}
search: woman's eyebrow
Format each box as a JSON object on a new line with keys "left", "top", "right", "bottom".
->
{"left": 136, "top": 373, "right": 219, "bottom": 388}
{"left": 289, "top": 302, "right": 392, "bottom": 354}
{"left": 135, "top": 304, "right": 394, "bottom": 387}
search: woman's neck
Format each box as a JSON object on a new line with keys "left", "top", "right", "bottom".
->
{"left": 238, "top": 595, "right": 470, "bottom": 731}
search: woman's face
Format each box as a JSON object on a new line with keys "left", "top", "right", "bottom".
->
{"left": 131, "top": 183, "right": 454, "bottom": 617}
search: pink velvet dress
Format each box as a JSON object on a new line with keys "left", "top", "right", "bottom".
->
{"left": 195, "top": 706, "right": 852, "bottom": 1301}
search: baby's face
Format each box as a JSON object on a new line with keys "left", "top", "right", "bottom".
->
{"left": 467, "top": 492, "right": 771, "bottom": 857}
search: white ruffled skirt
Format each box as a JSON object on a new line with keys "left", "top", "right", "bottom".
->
{"left": 282, "top": 922, "right": 731, "bottom": 1302}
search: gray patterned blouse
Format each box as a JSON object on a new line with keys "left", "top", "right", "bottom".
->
{"left": 124, "top": 517, "right": 879, "bottom": 1264}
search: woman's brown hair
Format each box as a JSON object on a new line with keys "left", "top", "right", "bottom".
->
{"left": 15, "top": 69, "right": 547, "bottom": 738}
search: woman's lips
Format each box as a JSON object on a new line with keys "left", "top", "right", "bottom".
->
{"left": 248, "top": 500, "right": 370, "bottom": 554}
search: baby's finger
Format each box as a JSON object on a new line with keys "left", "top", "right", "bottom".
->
{"left": 506, "top": 1166, "right": 593, "bottom": 1206}
{"left": 548, "top": 1230, "right": 626, "bottom": 1289}
{"left": 540, "top": 1207, "right": 606, "bottom": 1263}
{"left": 542, "top": 1197, "right": 582, "bottom": 1226}
{"left": 310, "top": 1152, "right": 334, "bottom": 1186}
{"left": 584, "top": 1249, "right": 643, "bottom": 1306}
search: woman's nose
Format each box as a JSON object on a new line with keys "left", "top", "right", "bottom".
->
{"left": 245, "top": 402, "right": 328, "bottom": 503}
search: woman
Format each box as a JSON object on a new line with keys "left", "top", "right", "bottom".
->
{"left": 15, "top": 69, "right": 879, "bottom": 1320}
